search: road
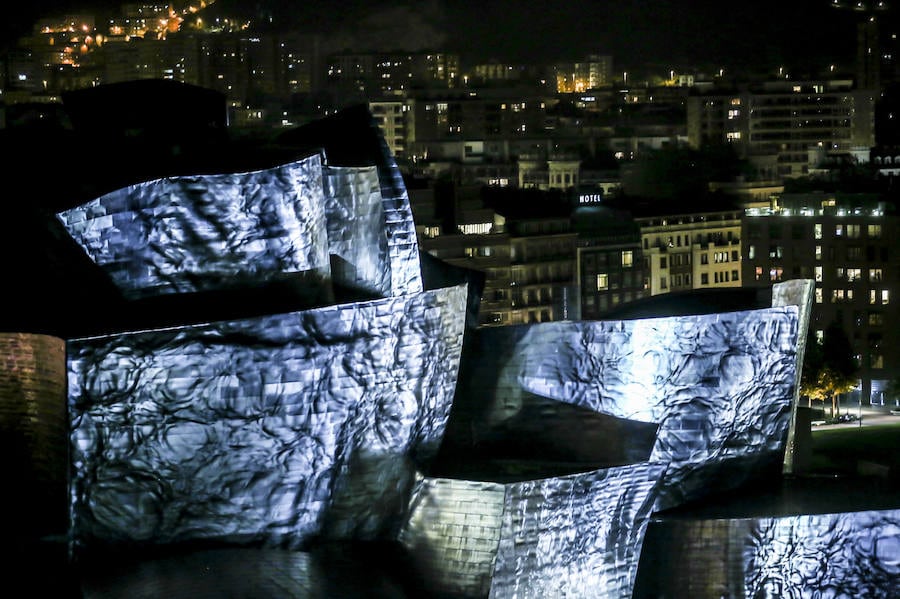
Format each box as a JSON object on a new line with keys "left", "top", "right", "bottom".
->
{"left": 811, "top": 404, "right": 900, "bottom": 429}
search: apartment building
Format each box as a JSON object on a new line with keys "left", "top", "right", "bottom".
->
{"left": 412, "top": 184, "right": 577, "bottom": 326}
{"left": 636, "top": 207, "right": 744, "bottom": 296}
{"left": 742, "top": 192, "right": 899, "bottom": 405}
{"left": 369, "top": 99, "right": 408, "bottom": 159}
{"left": 574, "top": 205, "right": 646, "bottom": 320}
{"left": 553, "top": 54, "right": 614, "bottom": 93}
{"left": 326, "top": 52, "right": 459, "bottom": 98}
{"left": 687, "top": 80, "right": 876, "bottom": 181}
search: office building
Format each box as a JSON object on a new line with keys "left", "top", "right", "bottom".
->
{"left": 742, "top": 191, "right": 899, "bottom": 404}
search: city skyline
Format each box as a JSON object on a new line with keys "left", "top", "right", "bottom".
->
{"left": 2, "top": 0, "right": 869, "bottom": 75}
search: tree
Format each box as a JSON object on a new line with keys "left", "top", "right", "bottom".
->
{"left": 800, "top": 322, "right": 858, "bottom": 419}
{"left": 883, "top": 376, "right": 900, "bottom": 408}
{"left": 800, "top": 338, "right": 824, "bottom": 409}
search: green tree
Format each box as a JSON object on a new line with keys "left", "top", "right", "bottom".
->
{"left": 801, "top": 322, "right": 858, "bottom": 419}
{"left": 883, "top": 376, "right": 900, "bottom": 408}
{"left": 800, "top": 337, "right": 824, "bottom": 409}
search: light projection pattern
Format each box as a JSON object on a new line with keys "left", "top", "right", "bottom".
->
{"left": 490, "top": 463, "right": 664, "bottom": 599}
{"left": 745, "top": 509, "right": 900, "bottom": 598}
{"left": 67, "top": 284, "right": 467, "bottom": 552}
{"left": 322, "top": 165, "right": 391, "bottom": 297}
{"left": 366, "top": 126, "right": 423, "bottom": 298}
{"left": 399, "top": 477, "right": 507, "bottom": 598}
{"left": 474, "top": 306, "right": 800, "bottom": 511}
{"left": 399, "top": 464, "right": 663, "bottom": 599}
{"left": 57, "top": 155, "right": 331, "bottom": 300}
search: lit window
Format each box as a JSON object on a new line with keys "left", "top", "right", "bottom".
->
{"left": 814, "top": 224, "right": 823, "bottom": 240}
{"left": 815, "top": 289, "right": 823, "bottom": 304}
{"left": 596, "top": 274, "right": 608, "bottom": 290}
{"left": 815, "top": 266, "right": 823, "bottom": 282}
{"left": 868, "top": 312, "right": 884, "bottom": 326}
{"left": 749, "top": 245, "right": 756, "bottom": 259}
{"left": 869, "top": 268, "right": 883, "bottom": 281}
{"left": 847, "top": 268, "right": 862, "bottom": 282}
{"left": 835, "top": 224, "right": 844, "bottom": 237}
{"left": 871, "top": 354, "right": 884, "bottom": 369}
{"left": 871, "top": 290, "right": 878, "bottom": 304}
{"left": 882, "top": 290, "right": 890, "bottom": 304}
{"left": 868, "top": 224, "right": 882, "bottom": 238}
{"left": 815, "top": 245, "right": 822, "bottom": 260}
{"left": 770, "top": 267, "right": 783, "bottom": 281}
{"left": 621, "top": 250, "right": 633, "bottom": 267}
{"left": 755, "top": 266, "right": 763, "bottom": 281}
{"left": 726, "top": 131, "right": 741, "bottom": 140}
{"left": 847, "top": 224, "right": 860, "bottom": 238}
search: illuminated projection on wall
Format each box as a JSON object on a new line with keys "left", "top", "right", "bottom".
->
{"left": 53, "top": 106, "right": 898, "bottom": 598}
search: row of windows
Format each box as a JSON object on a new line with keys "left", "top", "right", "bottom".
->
{"left": 652, "top": 250, "right": 741, "bottom": 268}
{"left": 748, "top": 223, "right": 882, "bottom": 240}
{"left": 583, "top": 291, "right": 640, "bottom": 311}
{"left": 658, "top": 274, "right": 692, "bottom": 289}
{"left": 595, "top": 270, "right": 641, "bottom": 291}
{"left": 815, "top": 223, "right": 882, "bottom": 239}
{"left": 749, "top": 244, "right": 889, "bottom": 262}
{"left": 814, "top": 288, "right": 890, "bottom": 305}
{"left": 700, "top": 270, "right": 739, "bottom": 285}
{"left": 812, "top": 267, "right": 884, "bottom": 282}
{"left": 644, "top": 231, "right": 737, "bottom": 249}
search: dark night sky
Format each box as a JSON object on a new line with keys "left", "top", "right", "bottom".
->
{"left": 3, "top": 0, "right": 864, "bottom": 75}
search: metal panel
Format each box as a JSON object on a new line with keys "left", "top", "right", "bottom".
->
{"left": 399, "top": 476, "right": 506, "bottom": 598}
{"left": 455, "top": 306, "right": 801, "bottom": 511}
{"left": 322, "top": 165, "right": 391, "bottom": 297}
{"left": 57, "top": 154, "right": 331, "bottom": 301}
{"left": 491, "top": 463, "right": 664, "bottom": 599}
{"left": 636, "top": 508, "right": 900, "bottom": 598}
{"left": 745, "top": 509, "right": 900, "bottom": 598}
{"left": 67, "top": 284, "right": 467, "bottom": 554}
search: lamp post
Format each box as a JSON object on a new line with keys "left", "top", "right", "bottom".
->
{"left": 857, "top": 382, "right": 862, "bottom": 427}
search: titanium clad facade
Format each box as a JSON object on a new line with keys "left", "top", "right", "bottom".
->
{"left": 322, "top": 165, "right": 392, "bottom": 297}
{"left": 491, "top": 463, "right": 664, "bottom": 599}
{"left": 57, "top": 154, "right": 332, "bottom": 302}
{"left": 67, "top": 284, "right": 467, "bottom": 553}
{"left": 399, "top": 477, "right": 506, "bottom": 598}
{"left": 636, "top": 509, "right": 900, "bottom": 598}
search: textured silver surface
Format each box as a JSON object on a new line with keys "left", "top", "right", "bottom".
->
{"left": 67, "top": 284, "right": 467, "bottom": 552}
{"left": 745, "top": 509, "right": 900, "bottom": 598}
{"left": 472, "top": 306, "right": 800, "bottom": 510}
{"left": 491, "top": 463, "right": 664, "bottom": 599}
{"left": 367, "top": 133, "right": 423, "bottom": 298}
{"left": 322, "top": 165, "right": 392, "bottom": 297}
{"left": 399, "top": 476, "right": 506, "bottom": 598}
{"left": 399, "top": 464, "right": 664, "bottom": 599}
{"left": 771, "top": 279, "right": 815, "bottom": 475}
{"left": 57, "top": 155, "right": 332, "bottom": 300}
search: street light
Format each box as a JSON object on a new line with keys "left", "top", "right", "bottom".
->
{"left": 856, "top": 382, "right": 862, "bottom": 427}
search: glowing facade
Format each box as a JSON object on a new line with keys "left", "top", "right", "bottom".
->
{"left": 49, "top": 107, "right": 899, "bottom": 597}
